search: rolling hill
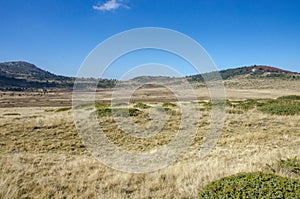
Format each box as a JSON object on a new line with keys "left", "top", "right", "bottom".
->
{"left": 0, "top": 61, "right": 70, "bottom": 81}
{"left": 187, "top": 65, "right": 300, "bottom": 82}
{"left": 0, "top": 61, "right": 116, "bottom": 91}
{"left": 0, "top": 61, "right": 73, "bottom": 91}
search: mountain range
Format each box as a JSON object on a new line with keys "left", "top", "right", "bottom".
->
{"left": 0, "top": 61, "right": 299, "bottom": 91}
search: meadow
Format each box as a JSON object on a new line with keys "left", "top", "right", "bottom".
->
{"left": 0, "top": 87, "right": 300, "bottom": 198}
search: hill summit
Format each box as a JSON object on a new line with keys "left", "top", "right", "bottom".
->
{"left": 187, "top": 65, "right": 299, "bottom": 82}
{"left": 0, "top": 61, "right": 69, "bottom": 81}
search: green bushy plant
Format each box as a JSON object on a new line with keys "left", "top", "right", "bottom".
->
{"left": 277, "top": 95, "right": 300, "bottom": 101}
{"left": 258, "top": 100, "right": 300, "bottom": 115}
{"left": 199, "top": 172, "right": 300, "bottom": 198}
{"left": 134, "top": 102, "right": 150, "bottom": 109}
{"left": 95, "top": 107, "right": 140, "bottom": 117}
{"left": 162, "top": 102, "right": 177, "bottom": 107}
{"left": 55, "top": 107, "right": 72, "bottom": 112}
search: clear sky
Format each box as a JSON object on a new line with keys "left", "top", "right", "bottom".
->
{"left": 1, "top": 0, "right": 300, "bottom": 78}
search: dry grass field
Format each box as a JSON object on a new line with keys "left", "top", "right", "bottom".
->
{"left": 0, "top": 79, "right": 300, "bottom": 198}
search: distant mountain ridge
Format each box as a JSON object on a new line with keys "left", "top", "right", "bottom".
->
{"left": 0, "top": 61, "right": 299, "bottom": 91}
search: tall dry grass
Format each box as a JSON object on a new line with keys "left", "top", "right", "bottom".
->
{"left": 0, "top": 101, "right": 299, "bottom": 198}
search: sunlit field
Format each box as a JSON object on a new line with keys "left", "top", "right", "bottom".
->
{"left": 1, "top": 90, "right": 299, "bottom": 198}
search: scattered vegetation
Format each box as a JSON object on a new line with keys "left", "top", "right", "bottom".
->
{"left": 3, "top": 113, "right": 21, "bottom": 116}
{"left": 1, "top": 94, "right": 300, "bottom": 198}
{"left": 95, "top": 102, "right": 109, "bottom": 109}
{"left": 213, "top": 95, "right": 300, "bottom": 115}
{"left": 276, "top": 157, "right": 300, "bottom": 176}
{"left": 162, "top": 102, "right": 177, "bottom": 107}
{"left": 199, "top": 172, "right": 300, "bottom": 198}
{"left": 266, "top": 157, "right": 300, "bottom": 178}
{"left": 134, "top": 102, "right": 150, "bottom": 109}
{"left": 156, "top": 106, "right": 177, "bottom": 115}
{"left": 44, "top": 109, "right": 55, "bottom": 112}
{"left": 230, "top": 99, "right": 260, "bottom": 111}
{"left": 55, "top": 107, "right": 72, "bottom": 112}
{"left": 277, "top": 95, "right": 300, "bottom": 100}
{"left": 94, "top": 103, "right": 141, "bottom": 117}
{"left": 258, "top": 98, "right": 300, "bottom": 115}
{"left": 198, "top": 100, "right": 227, "bottom": 111}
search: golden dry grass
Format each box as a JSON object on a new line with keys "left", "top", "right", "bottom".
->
{"left": 0, "top": 96, "right": 299, "bottom": 198}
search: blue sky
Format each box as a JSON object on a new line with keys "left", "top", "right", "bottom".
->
{"left": 0, "top": 0, "right": 300, "bottom": 78}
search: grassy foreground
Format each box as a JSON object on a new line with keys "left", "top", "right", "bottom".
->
{"left": 0, "top": 97, "right": 300, "bottom": 198}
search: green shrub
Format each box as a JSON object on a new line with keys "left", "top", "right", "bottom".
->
{"left": 134, "top": 102, "right": 150, "bottom": 109}
{"left": 199, "top": 172, "right": 300, "bottom": 198}
{"left": 55, "top": 107, "right": 72, "bottom": 112}
{"left": 95, "top": 102, "right": 109, "bottom": 109}
{"left": 3, "top": 112, "right": 21, "bottom": 116}
{"left": 95, "top": 107, "right": 112, "bottom": 116}
{"left": 277, "top": 95, "right": 300, "bottom": 100}
{"left": 258, "top": 100, "right": 300, "bottom": 115}
{"left": 44, "top": 109, "right": 55, "bottom": 112}
{"left": 74, "top": 102, "right": 109, "bottom": 110}
{"left": 259, "top": 95, "right": 300, "bottom": 115}
{"left": 156, "top": 106, "right": 177, "bottom": 115}
{"left": 95, "top": 107, "right": 140, "bottom": 117}
{"left": 162, "top": 102, "right": 177, "bottom": 107}
{"left": 114, "top": 108, "right": 141, "bottom": 117}
{"left": 199, "top": 96, "right": 300, "bottom": 115}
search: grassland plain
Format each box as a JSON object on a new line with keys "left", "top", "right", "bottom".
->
{"left": 0, "top": 92, "right": 300, "bottom": 198}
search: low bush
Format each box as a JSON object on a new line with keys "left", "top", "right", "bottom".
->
{"left": 226, "top": 96, "right": 300, "bottom": 115}
{"left": 258, "top": 100, "right": 300, "bottom": 115}
{"left": 277, "top": 95, "right": 300, "bottom": 101}
{"left": 95, "top": 107, "right": 140, "bottom": 117}
{"left": 134, "top": 103, "right": 150, "bottom": 109}
{"left": 3, "top": 113, "right": 21, "bottom": 116}
{"left": 55, "top": 107, "right": 72, "bottom": 112}
{"left": 199, "top": 172, "right": 300, "bottom": 198}
{"left": 162, "top": 102, "right": 177, "bottom": 107}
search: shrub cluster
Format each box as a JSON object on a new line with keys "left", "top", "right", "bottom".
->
{"left": 162, "top": 102, "right": 177, "bottom": 107}
{"left": 224, "top": 95, "right": 300, "bottom": 115}
{"left": 258, "top": 96, "right": 300, "bottom": 115}
{"left": 133, "top": 102, "right": 150, "bottom": 109}
{"left": 95, "top": 107, "right": 140, "bottom": 117}
{"left": 199, "top": 172, "right": 300, "bottom": 198}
